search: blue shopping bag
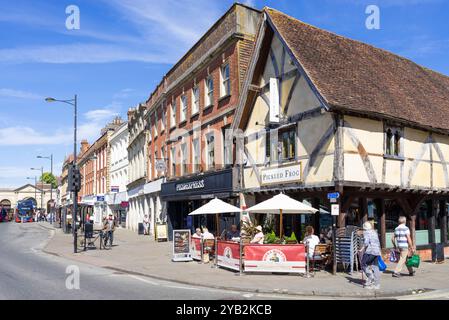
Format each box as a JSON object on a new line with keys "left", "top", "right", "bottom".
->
{"left": 378, "top": 255, "right": 387, "bottom": 272}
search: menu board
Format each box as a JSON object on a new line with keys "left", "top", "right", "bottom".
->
{"left": 155, "top": 223, "right": 168, "bottom": 242}
{"left": 172, "top": 229, "right": 193, "bottom": 262}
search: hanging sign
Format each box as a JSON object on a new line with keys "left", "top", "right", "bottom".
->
{"left": 331, "top": 204, "right": 340, "bottom": 216}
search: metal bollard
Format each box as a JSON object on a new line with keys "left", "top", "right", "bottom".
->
{"left": 236, "top": 238, "right": 244, "bottom": 276}
{"left": 211, "top": 238, "right": 218, "bottom": 268}
{"left": 199, "top": 236, "right": 204, "bottom": 264}
{"left": 305, "top": 244, "right": 312, "bottom": 278}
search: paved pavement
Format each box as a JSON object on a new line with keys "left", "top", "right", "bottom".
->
{"left": 42, "top": 222, "right": 449, "bottom": 299}
{"left": 0, "top": 222, "right": 316, "bottom": 300}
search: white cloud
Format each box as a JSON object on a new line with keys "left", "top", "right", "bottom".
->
{"left": 0, "top": 43, "right": 175, "bottom": 64}
{"left": 0, "top": 88, "right": 43, "bottom": 100}
{"left": 84, "top": 108, "right": 119, "bottom": 122}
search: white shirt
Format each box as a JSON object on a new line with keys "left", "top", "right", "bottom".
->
{"left": 192, "top": 233, "right": 202, "bottom": 239}
{"left": 304, "top": 234, "right": 320, "bottom": 257}
{"left": 251, "top": 232, "right": 264, "bottom": 244}
{"left": 202, "top": 231, "right": 215, "bottom": 240}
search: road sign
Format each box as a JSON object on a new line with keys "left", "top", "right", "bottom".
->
{"left": 331, "top": 204, "right": 340, "bottom": 216}
{"left": 327, "top": 192, "right": 340, "bottom": 200}
{"left": 155, "top": 159, "right": 166, "bottom": 172}
{"left": 96, "top": 196, "right": 105, "bottom": 202}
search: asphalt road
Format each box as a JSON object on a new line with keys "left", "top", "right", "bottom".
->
{"left": 0, "top": 222, "right": 305, "bottom": 300}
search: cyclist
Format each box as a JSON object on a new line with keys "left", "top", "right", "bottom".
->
{"left": 102, "top": 214, "right": 116, "bottom": 247}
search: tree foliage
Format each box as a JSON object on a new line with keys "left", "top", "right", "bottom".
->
{"left": 41, "top": 172, "right": 57, "bottom": 188}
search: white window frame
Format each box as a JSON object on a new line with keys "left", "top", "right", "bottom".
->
{"left": 220, "top": 63, "right": 230, "bottom": 97}
{"left": 161, "top": 106, "right": 166, "bottom": 132}
{"left": 170, "top": 102, "right": 176, "bottom": 128}
{"left": 170, "top": 146, "right": 176, "bottom": 177}
{"left": 181, "top": 143, "right": 187, "bottom": 176}
{"left": 180, "top": 95, "right": 187, "bottom": 122}
{"left": 192, "top": 138, "right": 200, "bottom": 173}
{"left": 206, "top": 133, "right": 215, "bottom": 170}
{"left": 192, "top": 86, "right": 200, "bottom": 116}
{"left": 205, "top": 76, "right": 214, "bottom": 107}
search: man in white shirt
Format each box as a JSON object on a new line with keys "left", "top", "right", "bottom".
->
{"left": 303, "top": 226, "right": 320, "bottom": 259}
{"left": 202, "top": 227, "right": 215, "bottom": 240}
{"left": 251, "top": 225, "right": 264, "bottom": 244}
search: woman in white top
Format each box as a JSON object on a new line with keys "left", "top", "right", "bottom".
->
{"left": 303, "top": 226, "right": 320, "bottom": 258}
{"left": 251, "top": 226, "right": 265, "bottom": 244}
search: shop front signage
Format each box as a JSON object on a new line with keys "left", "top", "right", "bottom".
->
{"left": 120, "top": 201, "right": 129, "bottom": 208}
{"left": 260, "top": 164, "right": 302, "bottom": 186}
{"left": 175, "top": 179, "right": 205, "bottom": 192}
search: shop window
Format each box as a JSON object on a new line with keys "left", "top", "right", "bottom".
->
{"left": 222, "top": 127, "right": 232, "bottom": 167}
{"left": 385, "top": 125, "right": 403, "bottom": 157}
{"left": 170, "top": 146, "right": 176, "bottom": 177}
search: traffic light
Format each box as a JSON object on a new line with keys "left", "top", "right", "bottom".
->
{"left": 68, "top": 165, "right": 81, "bottom": 192}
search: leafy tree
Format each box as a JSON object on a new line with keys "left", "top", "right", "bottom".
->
{"left": 41, "top": 172, "right": 57, "bottom": 188}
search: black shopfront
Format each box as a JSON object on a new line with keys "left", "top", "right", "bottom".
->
{"left": 161, "top": 168, "right": 240, "bottom": 240}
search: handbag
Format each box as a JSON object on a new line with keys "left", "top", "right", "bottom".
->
{"left": 406, "top": 254, "right": 420, "bottom": 268}
{"left": 378, "top": 255, "right": 387, "bottom": 272}
{"left": 389, "top": 249, "right": 399, "bottom": 262}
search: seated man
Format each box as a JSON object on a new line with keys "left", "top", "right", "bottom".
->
{"left": 226, "top": 224, "right": 240, "bottom": 241}
{"left": 202, "top": 227, "right": 215, "bottom": 240}
{"left": 192, "top": 228, "right": 202, "bottom": 239}
{"left": 143, "top": 215, "right": 150, "bottom": 235}
{"left": 250, "top": 226, "right": 264, "bottom": 244}
{"left": 303, "top": 226, "right": 320, "bottom": 259}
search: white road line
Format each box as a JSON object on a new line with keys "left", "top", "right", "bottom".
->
{"left": 166, "top": 285, "right": 201, "bottom": 291}
{"left": 127, "top": 275, "right": 160, "bottom": 286}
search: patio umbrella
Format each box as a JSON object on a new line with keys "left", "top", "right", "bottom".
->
{"left": 245, "top": 193, "right": 318, "bottom": 238}
{"left": 188, "top": 197, "right": 241, "bottom": 236}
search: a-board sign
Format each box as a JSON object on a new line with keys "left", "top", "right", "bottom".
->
{"left": 172, "top": 229, "right": 192, "bottom": 262}
{"left": 155, "top": 223, "right": 168, "bottom": 242}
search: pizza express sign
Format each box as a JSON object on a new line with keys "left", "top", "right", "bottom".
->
{"left": 175, "top": 179, "right": 205, "bottom": 192}
{"left": 261, "top": 164, "right": 302, "bottom": 185}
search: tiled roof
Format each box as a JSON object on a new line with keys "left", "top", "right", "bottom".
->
{"left": 266, "top": 8, "right": 449, "bottom": 131}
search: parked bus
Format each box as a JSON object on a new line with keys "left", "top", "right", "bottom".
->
{"left": 15, "top": 199, "right": 35, "bottom": 223}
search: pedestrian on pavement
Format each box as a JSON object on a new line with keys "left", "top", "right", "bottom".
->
{"left": 103, "top": 214, "right": 116, "bottom": 247}
{"left": 391, "top": 216, "right": 415, "bottom": 277}
{"left": 143, "top": 215, "right": 150, "bottom": 235}
{"left": 303, "top": 226, "right": 320, "bottom": 259}
{"left": 360, "top": 221, "right": 381, "bottom": 290}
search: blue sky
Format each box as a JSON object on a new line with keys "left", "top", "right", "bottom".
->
{"left": 0, "top": 0, "right": 448, "bottom": 188}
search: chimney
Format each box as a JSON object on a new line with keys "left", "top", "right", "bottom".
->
{"left": 80, "top": 140, "right": 90, "bottom": 154}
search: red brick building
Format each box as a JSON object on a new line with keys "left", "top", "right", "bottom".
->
{"left": 141, "top": 3, "right": 261, "bottom": 236}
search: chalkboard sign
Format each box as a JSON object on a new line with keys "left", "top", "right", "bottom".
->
{"left": 155, "top": 223, "right": 168, "bottom": 242}
{"left": 172, "top": 229, "right": 192, "bottom": 262}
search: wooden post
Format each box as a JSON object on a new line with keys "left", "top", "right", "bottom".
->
{"left": 429, "top": 199, "right": 437, "bottom": 244}
{"left": 280, "top": 209, "right": 283, "bottom": 239}
{"left": 378, "top": 198, "right": 386, "bottom": 249}
{"left": 360, "top": 197, "right": 368, "bottom": 225}
{"left": 409, "top": 214, "right": 416, "bottom": 247}
{"left": 216, "top": 213, "right": 219, "bottom": 238}
{"left": 440, "top": 200, "right": 448, "bottom": 244}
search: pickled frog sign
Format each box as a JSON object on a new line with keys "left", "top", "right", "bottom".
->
{"left": 176, "top": 179, "right": 204, "bottom": 192}
{"left": 261, "top": 164, "right": 301, "bottom": 185}
{"left": 244, "top": 244, "right": 306, "bottom": 273}
{"left": 217, "top": 241, "right": 240, "bottom": 271}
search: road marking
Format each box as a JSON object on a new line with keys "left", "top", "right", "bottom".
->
{"left": 128, "top": 275, "right": 160, "bottom": 286}
{"left": 166, "top": 285, "right": 201, "bottom": 291}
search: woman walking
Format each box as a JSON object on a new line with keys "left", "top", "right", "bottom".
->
{"left": 360, "top": 221, "right": 382, "bottom": 290}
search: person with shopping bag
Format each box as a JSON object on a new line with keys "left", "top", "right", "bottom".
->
{"left": 360, "top": 221, "right": 382, "bottom": 290}
{"left": 391, "top": 216, "right": 416, "bottom": 277}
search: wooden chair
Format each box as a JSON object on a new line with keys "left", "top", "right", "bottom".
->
{"left": 310, "top": 244, "right": 330, "bottom": 273}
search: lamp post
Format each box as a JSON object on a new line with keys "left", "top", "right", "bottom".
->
{"left": 37, "top": 154, "right": 53, "bottom": 223}
{"left": 31, "top": 167, "right": 44, "bottom": 212}
{"left": 46, "top": 95, "right": 78, "bottom": 253}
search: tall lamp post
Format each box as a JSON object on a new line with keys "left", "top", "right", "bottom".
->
{"left": 31, "top": 167, "right": 44, "bottom": 212}
{"left": 37, "top": 154, "right": 53, "bottom": 223}
{"left": 46, "top": 95, "right": 78, "bottom": 253}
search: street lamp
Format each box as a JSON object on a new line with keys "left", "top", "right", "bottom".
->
{"left": 30, "top": 167, "right": 44, "bottom": 212}
{"left": 46, "top": 95, "right": 78, "bottom": 253}
{"left": 37, "top": 154, "right": 53, "bottom": 223}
